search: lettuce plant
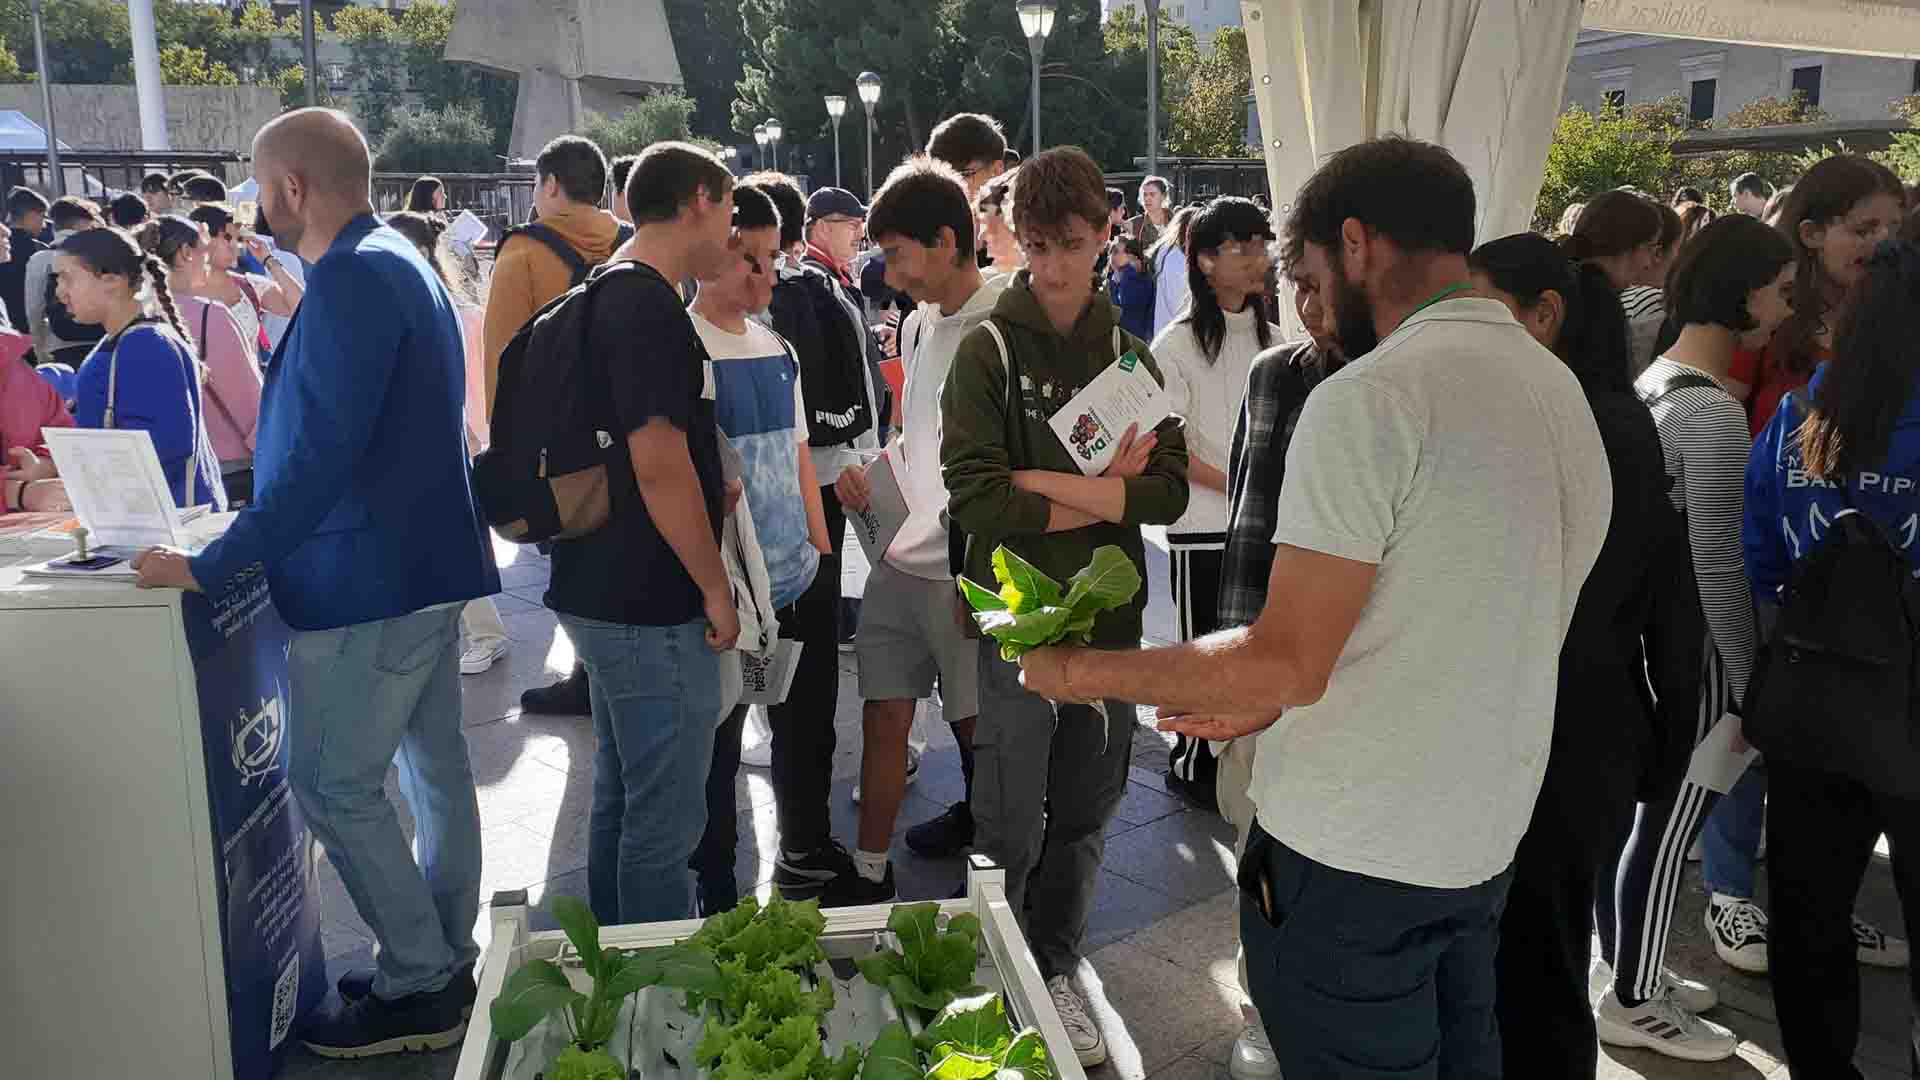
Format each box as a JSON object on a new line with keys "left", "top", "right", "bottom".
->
{"left": 960, "top": 545, "right": 1142, "bottom": 662}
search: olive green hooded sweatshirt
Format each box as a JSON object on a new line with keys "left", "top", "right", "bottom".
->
{"left": 940, "top": 270, "right": 1190, "bottom": 648}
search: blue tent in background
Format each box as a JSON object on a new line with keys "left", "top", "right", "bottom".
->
{"left": 0, "top": 110, "right": 70, "bottom": 152}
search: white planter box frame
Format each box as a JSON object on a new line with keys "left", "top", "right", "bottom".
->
{"left": 453, "top": 859, "right": 1089, "bottom": 1080}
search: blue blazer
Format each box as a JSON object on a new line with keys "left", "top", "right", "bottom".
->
{"left": 191, "top": 214, "right": 499, "bottom": 630}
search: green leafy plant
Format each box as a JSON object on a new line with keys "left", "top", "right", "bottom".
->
{"left": 488, "top": 895, "right": 725, "bottom": 1055}
{"left": 685, "top": 894, "right": 858, "bottom": 1078}
{"left": 855, "top": 902, "right": 986, "bottom": 1018}
{"left": 544, "top": 1044, "right": 624, "bottom": 1080}
{"left": 918, "top": 992, "right": 1055, "bottom": 1079}
{"left": 960, "top": 545, "right": 1142, "bottom": 663}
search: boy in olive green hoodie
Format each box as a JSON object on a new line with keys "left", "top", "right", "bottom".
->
{"left": 939, "top": 146, "right": 1189, "bottom": 1066}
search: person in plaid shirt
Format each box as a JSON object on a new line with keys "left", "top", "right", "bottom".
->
{"left": 1211, "top": 255, "right": 1345, "bottom": 1080}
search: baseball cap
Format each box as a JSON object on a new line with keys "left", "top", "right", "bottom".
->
{"left": 805, "top": 187, "right": 867, "bottom": 221}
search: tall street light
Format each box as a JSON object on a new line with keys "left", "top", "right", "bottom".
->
{"left": 765, "top": 117, "right": 783, "bottom": 175}
{"left": 28, "top": 0, "right": 60, "bottom": 195}
{"left": 753, "top": 123, "right": 769, "bottom": 170}
{"left": 824, "top": 94, "right": 847, "bottom": 189}
{"left": 721, "top": 145, "right": 739, "bottom": 174}
{"left": 1145, "top": 0, "right": 1160, "bottom": 180}
{"left": 1016, "top": 1, "right": 1056, "bottom": 157}
{"left": 857, "top": 71, "right": 882, "bottom": 200}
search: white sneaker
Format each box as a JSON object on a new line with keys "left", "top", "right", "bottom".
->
{"left": 852, "top": 746, "right": 919, "bottom": 804}
{"left": 1704, "top": 894, "right": 1769, "bottom": 974}
{"left": 1596, "top": 989, "right": 1737, "bottom": 1062}
{"left": 1855, "top": 915, "right": 1911, "bottom": 968}
{"left": 1661, "top": 968, "right": 1719, "bottom": 1014}
{"left": 1046, "top": 975, "right": 1107, "bottom": 1067}
{"left": 459, "top": 638, "right": 509, "bottom": 675}
{"left": 1229, "top": 1020, "right": 1282, "bottom": 1079}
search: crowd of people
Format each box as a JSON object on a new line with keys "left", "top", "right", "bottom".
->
{"left": 6, "top": 100, "right": 1920, "bottom": 1080}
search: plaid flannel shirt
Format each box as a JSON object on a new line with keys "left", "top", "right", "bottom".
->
{"left": 1218, "top": 340, "right": 1343, "bottom": 628}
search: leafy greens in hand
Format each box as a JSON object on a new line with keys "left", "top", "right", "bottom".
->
{"left": 960, "top": 545, "right": 1142, "bottom": 662}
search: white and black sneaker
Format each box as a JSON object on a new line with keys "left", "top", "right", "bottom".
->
{"left": 1596, "top": 989, "right": 1737, "bottom": 1062}
{"left": 773, "top": 841, "right": 856, "bottom": 902}
{"left": 1046, "top": 975, "right": 1107, "bottom": 1067}
{"left": 1704, "top": 893, "right": 1769, "bottom": 974}
{"left": 1855, "top": 915, "right": 1911, "bottom": 968}
{"left": 1588, "top": 959, "right": 1719, "bottom": 1014}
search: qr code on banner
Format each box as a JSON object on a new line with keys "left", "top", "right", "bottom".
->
{"left": 270, "top": 952, "right": 299, "bottom": 1050}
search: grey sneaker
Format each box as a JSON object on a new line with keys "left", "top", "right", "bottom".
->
{"left": 1596, "top": 989, "right": 1737, "bottom": 1062}
{"left": 1855, "top": 915, "right": 1911, "bottom": 968}
{"left": 1046, "top": 975, "right": 1107, "bottom": 1067}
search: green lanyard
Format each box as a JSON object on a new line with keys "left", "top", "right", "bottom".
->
{"left": 1405, "top": 281, "right": 1474, "bottom": 322}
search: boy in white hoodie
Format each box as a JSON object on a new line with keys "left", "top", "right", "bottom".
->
{"left": 835, "top": 156, "right": 1002, "bottom": 899}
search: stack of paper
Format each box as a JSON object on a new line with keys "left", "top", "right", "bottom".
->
{"left": 847, "top": 447, "right": 910, "bottom": 567}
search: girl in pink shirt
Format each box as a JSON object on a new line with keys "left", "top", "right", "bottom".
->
{"left": 0, "top": 336, "right": 74, "bottom": 514}
{"left": 139, "top": 214, "right": 261, "bottom": 502}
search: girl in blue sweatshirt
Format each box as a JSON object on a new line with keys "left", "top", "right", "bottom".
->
{"left": 1106, "top": 235, "right": 1155, "bottom": 342}
{"left": 1744, "top": 224, "right": 1920, "bottom": 1075}
{"left": 58, "top": 225, "right": 223, "bottom": 508}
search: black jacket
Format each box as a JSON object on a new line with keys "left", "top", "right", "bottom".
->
{"left": 1538, "top": 385, "right": 1701, "bottom": 839}
{"left": 768, "top": 258, "right": 874, "bottom": 448}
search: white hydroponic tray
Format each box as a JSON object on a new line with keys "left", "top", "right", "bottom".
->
{"left": 453, "top": 859, "right": 1088, "bottom": 1080}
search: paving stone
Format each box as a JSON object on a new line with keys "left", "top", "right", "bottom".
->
{"left": 1100, "top": 809, "right": 1238, "bottom": 904}
{"left": 1125, "top": 887, "right": 1243, "bottom": 989}
{"left": 1079, "top": 941, "right": 1245, "bottom": 1078}
{"left": 1085, "top": 868, "right": 1195, "bottom": 955}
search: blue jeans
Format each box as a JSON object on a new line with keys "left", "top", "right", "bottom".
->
{"left": 559, "top": 614, "right": 721, "bottom": 925}
{"left": 1240, "top": 823, "right": 1513, "bottom": 1079}
{"left": 285, "top": 606, "right": 481, "bottom": 999}
{"left": 1702, "top": 763, "right": 1767, "bottom": 898}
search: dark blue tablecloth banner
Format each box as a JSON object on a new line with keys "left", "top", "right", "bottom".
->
{"left": 184, "top": 581, "right": 326, "bottom": 1079}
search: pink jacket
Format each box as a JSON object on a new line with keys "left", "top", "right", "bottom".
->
{"left": 179, "top": 296, "right": 262, "bottom": 463}
{"left": 0, "top": 334, "right": 73, "bottom": 460}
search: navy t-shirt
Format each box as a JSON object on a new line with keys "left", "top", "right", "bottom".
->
{"left": 545, "top": 260, "right": 725, "bottom": 626}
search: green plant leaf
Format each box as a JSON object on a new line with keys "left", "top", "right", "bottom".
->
{"left": 943, "top": 912, "right": 982, "bottom": 947}
{"left": 919, "top": 991, "right": 1013, "bottom": 1059}
{"left": 1062, "top": 545, "right": 1143, "bottom": 620}
{"left": 814, "top": 1043, "right": 865, "bottom": 1080}
{"left": 997, "top": 1029, "right": 1057, "bottom": 1078}
{"left": 654, "top": 942, "right": 728, "bottom": 995}
{"left": 974, "top": 606, "right": 1071, "bottom": 661}
{"left": 885, "top": 971, "right": 955, "bottom": 1014}
{"left": 858, "top": 1022, "right": 920, "bottom": 1080}
{"left": 599, "top": 949, "right": 662, "bottom": 1000}
{"left": 551, "top": 895, "right": 601, "bottom": 980}
{"left": 958, "top": 575, "right": 1008, "bottom": 613}
{"left": 924, "top": 1050, "right": 1000, "bottom": 1079}
{"left": 546, "top": 1044, "right": 626, "bottom": 1080}
{"left": 991, "top": 546, "right": 1063, "bottom": 612}
{"left": 855, "top": 948, "right": 908, "bottom": 990}
{"left": 488, "top": 958, "right": 583, "bottom": 1043}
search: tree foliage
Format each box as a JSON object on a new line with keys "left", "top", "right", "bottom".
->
{"left": 1165, "top": 25, "right": 1253, "bottom": 158}
{"left": 159, "top": 44, "right": 238, "bottom": 87}
{"left": 374, "top": 104, "right": 496, "bottom": 174}
{"left": 1534, "top": 105, "right": 1675, "bottom": 231}
{"left": 661, "top": 0, "right": 747, "bottom": 140}
{"left": 0, "top": 36, "right": 25, "bottom": 84}
{"left": 580, "top": 92, "right": 701, "bottom": 158}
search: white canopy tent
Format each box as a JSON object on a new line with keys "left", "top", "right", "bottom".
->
{"left": 1241, "top": 0, "right": 1920, "bottom": 247}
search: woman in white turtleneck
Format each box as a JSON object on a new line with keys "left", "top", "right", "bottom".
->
{"left": 1148, "top": 196, "right": 1280, "bottom": 807}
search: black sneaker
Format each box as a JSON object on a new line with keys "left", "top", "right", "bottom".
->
{"left": 520, "top": 663, "right": 590, "bottom": 715}
{"left": 337, "top": 966, "right": 477, "bottom": 1018}
{"left": 774, "top": 841, "right": 857, "bottom": 902}
{"left": 1165, "top": 769, "right": 1220, "bottom": 814}
{"left": 301, "top": 982, "right": 468, "bottom": 1058}
{"left": 906, "top": 801, "right": 974, "bottom": 856}
{"left": 833, "top": 862, "right": 899, "bottom": 906}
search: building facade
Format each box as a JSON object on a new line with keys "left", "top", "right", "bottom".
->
{"left": 1107, "top": 0, "right": 1242, "bottom": 43}
{"left": 1563, "top": 30, "right": 1919, "bottom": 124}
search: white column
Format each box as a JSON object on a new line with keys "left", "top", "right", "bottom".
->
{"left": 127, "top": 0, "right": 169, "bottom": 150}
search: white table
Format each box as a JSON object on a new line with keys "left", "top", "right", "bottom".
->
{"left": 0, "top": 529, "right": 323, "bottom": 1080}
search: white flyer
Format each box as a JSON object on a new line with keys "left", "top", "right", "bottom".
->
{"left": 847, "top": 445, "right": 910, "bottom": 568}
{"left": 446, "top": 209, "right": 490, "bottom": 251}
{"left": 1683, "top": 713, "right": 1761, "bottom": 795}
{"left": 1047, "top": 351, "right": 1170, "bottom": 476}
{"left": 41, "top": 426, "right": 186, "bottom": 549}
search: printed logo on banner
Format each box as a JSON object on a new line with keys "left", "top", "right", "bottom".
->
{"left": 231, "top": 691, "right": 285, "bottom": 786}
{"left": 1069, "top": 411, "right": 1109, "bottom": 462}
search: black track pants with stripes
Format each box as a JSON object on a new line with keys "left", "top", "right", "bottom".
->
{"left": 1166, "top": 538, "right": 1224, "bottom": 789}
{"left": 1598, "top": 645, "right": 1739, "bottom": 1005}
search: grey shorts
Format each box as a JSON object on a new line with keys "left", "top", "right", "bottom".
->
{"left": 855, "top": 559, "right": 980, "bottom": 720}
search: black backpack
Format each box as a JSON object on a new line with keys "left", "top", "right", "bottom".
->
{"left": 500, "top": 221, "right": 634, "bottom": 288}
{"left": 1747, "top": 489, "right": 1920, "bottom": 799}
{"left": 472, "top": 261, "right": 656, "bottom": 544}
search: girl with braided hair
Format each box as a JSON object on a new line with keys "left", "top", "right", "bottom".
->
{"left": 56, "top": 225, "right": 224, "bottom": 508}
{"left": 141, "top": 213, "right": 262, "bottom": 504}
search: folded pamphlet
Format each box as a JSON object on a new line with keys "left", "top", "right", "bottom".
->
{"left": 1683, "top": 713, "right": 1760, "bottom": 794}
{"left": 848, "top": 447, "right": 910, "bottom": 568}
{"left": 1048, "top": 351, "right": 1170, "bottom": 476}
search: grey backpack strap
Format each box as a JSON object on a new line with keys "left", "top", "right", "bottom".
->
{"left": 980, "top": 319, "right": 1013, "bottom": 417}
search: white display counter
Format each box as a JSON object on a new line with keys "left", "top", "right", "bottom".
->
{"left": 0, "top": 528, "right": 325, "bottom": 1080}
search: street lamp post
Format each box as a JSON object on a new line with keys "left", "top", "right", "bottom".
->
{"left": 28, "top": 0, "right": 60, "bottom": 195}
{"left": 856, "top": 72, "right": 882, "bottom": 200}
{"left": 1145, "top": 0, "right": 1160, "bottom": 180}
{"left": 721, "top": 146, "right": 739, "bottom": 174}
{"left": 765, "top": 118, "right": 783, "bottom": 175}
{"left": 753, "top": 124, "right": 769, "bottom": 170}
{"left": 824, "top": 95, "right": 847, "bottom": 189}
{"left": 1016, "top": 1, "right": 1056, "bottom": 157}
